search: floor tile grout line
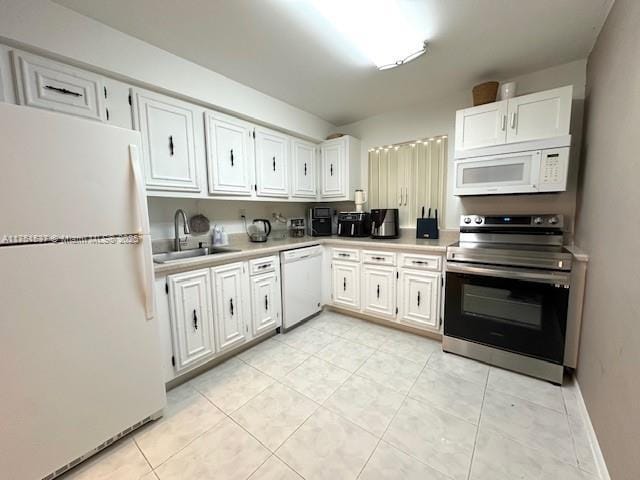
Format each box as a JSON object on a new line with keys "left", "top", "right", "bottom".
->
{"left": 132, "top": 436, "right": 155, "bottom": 475}
{"left": 465, "top": 367, "right": 489, "bottom": 480}
{"left": 355, "top": 351, "right": 445, "bottom": 479}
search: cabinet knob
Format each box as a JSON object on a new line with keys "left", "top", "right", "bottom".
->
{"left": 230, "top": 149, "right": 234, "bottom": 166}
{"left": 273, "top": 156, "right": 276, "bottom": 171}
{"left": 265, "top": 294, "right": 269, "bottom": 311}
{"left": 192, "top": 309, "right": 198, "bottom": 330}
{"left": 169, "top": 135, "right": 175, "bottom": 156}
{"left": 230, "top": 298, "right": 234, "bottom": 316}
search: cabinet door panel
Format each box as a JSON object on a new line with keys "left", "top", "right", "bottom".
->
{"left": 250, "top": 271, "right": 281, "bottom": 336}
{"left": 133, "top": 89, "right": 200, "bottom": 192}
{"left": 213, "top": 263, "right": 248, "bottom": 352}
{"left": 12, "top": 50, "right": 106, "bottom": 122}
{"left": 205, "top": 112, "right": 253, "bottom": 195}
{"left": 332, "top": 260, "right": 360, "bottom": 310}
{"left": 291, "top": 139, "right": 317, "bottom": 198}
{"left": 321, "top": 142, "right": 344, "bottom": 197}
{"left": 455, "top": 100, "right": 508, "bottom": 151}
{"left": 362, "top": 265, "right": 396, "bottom": 319}
{"left": 168, "top": 270, "right": 215, "bottom": 371}
{"left": 506, "top": 86, "right": 572, "bottom": 143}
{"left": 398, "top": 270, "right": 440, "bottom": 331}
{"left": 255, "top": 128, "right": 289, "bottom": 197}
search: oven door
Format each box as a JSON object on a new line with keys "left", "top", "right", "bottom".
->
{"left": 444, "top": 263, "right": 570, "bottom": 364}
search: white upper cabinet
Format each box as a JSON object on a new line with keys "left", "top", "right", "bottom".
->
{"left": 255, "top": 127, "right": 289, "bottom": 197}
{"left": 212, "top": 262, "right": 248, "bottom": 352}
{"left": 320, "top": 135, "right": 361, "bottom": 200}
{"left": 291, "top": 138, "right": 318, "bottom": 198}
{"left": 204, "top": 111, "right": 254, "bottom": 195}
{"left": 321, "top": 140, "right": 343, "bottom": 197}
{"left": 506, "top": 86, "right": 572, "bottom": 144}
{"left": 397, "top": 269, "right": 441, "bottom": 332}
{"left": 132, "top": 89, "right": 201, "bottom": 193}
{"left": 455, "top": 100, "right": 508, "bottom": 151}
{"left": 455, "top": 86, "right": 572, "bottom": 155}
{"left": 250, "top": 271, "right": 282, "bottom": 336}
{"left": 167, "top": 269, "right": 216, "bottom": 372}
{"left": 12, "top": 49, "right": 107, "bottom": 122}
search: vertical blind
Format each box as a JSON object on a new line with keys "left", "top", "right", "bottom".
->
{"left": 368, "top": 136, "right": 447, "bottom": 228}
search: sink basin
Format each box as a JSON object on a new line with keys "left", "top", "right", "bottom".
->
{"left": 153, "top": 246, "right": 240, "bottom": 264}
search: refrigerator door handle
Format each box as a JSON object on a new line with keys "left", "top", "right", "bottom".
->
{"left": 130, "top": 144, "right": 155, "bottom": 320}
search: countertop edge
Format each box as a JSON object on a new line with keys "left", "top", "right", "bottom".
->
{"left": 154, "top": 237, "right": 449, "bottom": 275}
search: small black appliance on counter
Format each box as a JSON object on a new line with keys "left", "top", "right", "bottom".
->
{"left": 337, "top": 212, "right": 371, "bottom": 237}
{"left": 307, "top": 206, "right": 333, "bottom": 236}
{"left": 370, "top": 209, "right": 399, "bottom": 239}
{"left": 416, "top": 207, "right": 439, "bottom": 239}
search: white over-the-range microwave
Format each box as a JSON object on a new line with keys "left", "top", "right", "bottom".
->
{"left": 453, "top": 147, "right": 569, "bottom": 196}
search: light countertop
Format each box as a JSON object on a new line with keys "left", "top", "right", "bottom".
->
{"left": 153, "top": 233, "right": 455, "bottom": 275}
{"left": 153, "top": 231, "right": 589, "bottom": 275}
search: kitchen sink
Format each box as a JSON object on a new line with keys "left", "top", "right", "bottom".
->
{"left": 153, "top": 246, "right": 240, "bottom": 264}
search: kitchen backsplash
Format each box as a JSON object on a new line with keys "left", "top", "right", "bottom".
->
{"left": 147, "top": 197, "right": 354, "bottom": 240}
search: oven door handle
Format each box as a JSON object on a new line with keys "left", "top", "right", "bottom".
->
{"left": 446, "top": 263, "right": 570, "bottom": 286}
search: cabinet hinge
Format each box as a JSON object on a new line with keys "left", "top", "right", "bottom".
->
{"left": 165, "top": 282, "right": 169, "bottom": 295}
{"left": 103, "top": 86, "right": 107, "bottom": 99}
{"left": 128, "top": 94, "right": 132, "bottom": 106}
{"left": 171, "top": 355, "right": 175, "bottom": 367}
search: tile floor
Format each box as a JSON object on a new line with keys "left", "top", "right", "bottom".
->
{"left": 61, "top": 311, "right": 600, "bottom": 480}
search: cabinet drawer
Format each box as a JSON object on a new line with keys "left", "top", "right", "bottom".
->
{"left": 399, "top": 253, "right": 442, "bottom": 271}
{"left": 12, "top": 50, "right": 106, "bottom": 122}
{"left": 362, "top": 250, "right": 396, "bottom": 266}
{"left": 332, "top": 248, "right": 360, "bottom": 262}
{"left": 249, "top": 256, "right": 278, "bottom": 275}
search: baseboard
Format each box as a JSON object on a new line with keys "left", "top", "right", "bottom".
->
{"left": 574, "top": 379, "right": 611, "bottom": 480}
{"left": 326, "top": 305, "right": 442, "bottom": 341}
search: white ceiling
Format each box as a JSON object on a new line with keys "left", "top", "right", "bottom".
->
{"left": 55, "top": 0, "right": 612, "bottom": 126}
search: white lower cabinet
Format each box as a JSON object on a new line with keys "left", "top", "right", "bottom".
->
{"left": 362, "top": 264, "right": 396, "bottom": 319}
{"left": 212, "top": 262, "right": 249, "bottom": 353}
{"left": 167, "top": 269, "right": 215, "bottom": 372}
{"left": 331, "top": 260, "right": 361, "bottom": 310}
{"left": 250, "top": 271, "right": 282, "bottom": 336}
{"left": 397, "top": 269, "right": 441, "bottom": 331}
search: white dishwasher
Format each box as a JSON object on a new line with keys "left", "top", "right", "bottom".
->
{"left": 280, "top": 245, "right": 323, "bottom": 330}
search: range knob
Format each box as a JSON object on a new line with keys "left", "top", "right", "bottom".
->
{"left": 463, "top": 217, "right": 472, "bottom": 224}
{"left": 533, "top": 217, "right": 544, "bottom": 225}
{"left": 474, "top": 216, "right": 483, "bottom": 224}
{"left": 548, "top": 216, "right": 559, "bottom": 225}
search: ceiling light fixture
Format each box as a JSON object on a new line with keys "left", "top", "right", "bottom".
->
{"left": 309, "top": 0, "right": 427, "bottom": 70}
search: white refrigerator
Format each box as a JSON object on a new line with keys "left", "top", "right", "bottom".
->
{"left": 0, "top": 104, "right": 166, "bottom": 480}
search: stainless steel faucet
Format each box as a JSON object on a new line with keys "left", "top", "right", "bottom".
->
{"left": 174, "top": 209, "right": 190, "bottom": 251}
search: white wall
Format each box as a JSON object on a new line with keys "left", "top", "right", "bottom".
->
{"left": 574, "top": 1, "right": 640, "bottom": 477}
{"left": 339, "top": 60, "right": 587, "bottom": 230}
{"left": 0, "top": 0, "right": 335, "bottom": 141}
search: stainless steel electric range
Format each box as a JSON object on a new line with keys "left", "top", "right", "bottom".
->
{"left": 444, "top": 214, "right": 573, "bottom": 384}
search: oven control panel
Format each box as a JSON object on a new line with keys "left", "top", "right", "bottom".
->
{"left": 460, "top": 214, "right": 563, "bottom": 229}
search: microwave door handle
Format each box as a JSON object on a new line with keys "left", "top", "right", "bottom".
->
{"left": 338, "top": 223, "right": 342, "bottom": 235}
